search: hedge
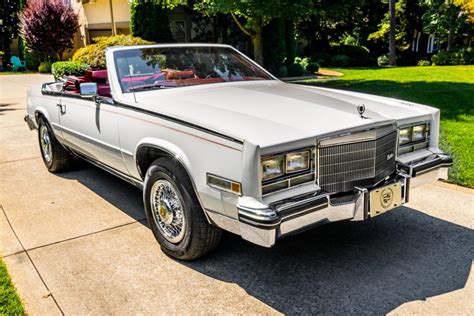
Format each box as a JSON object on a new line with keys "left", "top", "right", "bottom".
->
{"left": 331, "top": 45, "right": 371, "bottom": 66}
{"left": 38, "top": 61, "right": 52, "bottom": 73}
{"left": 431, "top": 49, "right": 474, "bottom": 66}
{"left": 72, "top": 35, "right": 153, "bottom": 69}
{"left": 51, "top": 61, "right": 90, "bottom": 80}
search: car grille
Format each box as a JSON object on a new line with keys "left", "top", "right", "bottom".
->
{"left": 318, "top": 129, "right": 397, "bottom": 193}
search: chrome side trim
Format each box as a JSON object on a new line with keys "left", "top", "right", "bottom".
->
{"left": 73, "top": 150, "right": 143, "bottom": 189}
{"left": 54, "top": 123, "right": 122, "bottom": 154}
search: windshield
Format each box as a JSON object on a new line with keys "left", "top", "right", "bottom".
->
{"left": 114, "top": 46, "right": 273, "bottom": 92}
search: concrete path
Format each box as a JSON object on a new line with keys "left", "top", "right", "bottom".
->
{"left": 0, "top": 74, "right": 473, "bottom": 315}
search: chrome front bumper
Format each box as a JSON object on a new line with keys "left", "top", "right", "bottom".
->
{"left": 236, "top": 153, "right": 452, "bottom": 248}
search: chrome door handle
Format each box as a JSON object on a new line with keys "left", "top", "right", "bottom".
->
{"left": 57, "top": 103, "right": 66, "bottom": 114}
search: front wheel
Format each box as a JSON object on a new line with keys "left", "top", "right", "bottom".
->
{"left": 143, "top": 158, "right": 222, "bottom": 260}
{"left": 37, "top": 117, "right": 74, "bottom": 173}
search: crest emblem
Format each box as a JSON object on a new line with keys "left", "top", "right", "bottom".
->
{"left": 380, "top": 188, "right": 394, "bottom": 209}
{"left": 357, "top": 104, "right": 366, "bottom": 118}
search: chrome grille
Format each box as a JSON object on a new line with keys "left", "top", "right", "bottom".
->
{"left": 318, "top": 130, "right": 397, "bottom": 193}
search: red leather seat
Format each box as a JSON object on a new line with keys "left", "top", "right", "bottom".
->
{"left": 83, "top": 70, "right": 111, "bottom": 97}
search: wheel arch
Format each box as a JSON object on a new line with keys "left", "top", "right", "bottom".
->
{"left": 135, "top": 138, "right": 193, "bottom": 180}
{"left": 135, "top": 138, "right": 212, "bottom": 223}
{"left": 34, "top": 107, "right": 50, "bottom": 124}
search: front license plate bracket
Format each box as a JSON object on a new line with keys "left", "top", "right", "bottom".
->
{"left": 369, "top": 182, "right": 402, "bottom": 217}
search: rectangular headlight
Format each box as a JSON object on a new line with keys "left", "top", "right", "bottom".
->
{"left": 261, "top": 155, "right": 284, "bottom": 181}
{"left": 412, "top": 124, "right": 427, "bottom": 142}
{"left": 399, "top": 127, "right": 412, "bottom": 145}
{"left": 286, "top": 151, "right": 310, "bottom": 173}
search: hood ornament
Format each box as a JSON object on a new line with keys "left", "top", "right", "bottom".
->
{"left": 357, "top": 104, "right": 367, "bottom": 119}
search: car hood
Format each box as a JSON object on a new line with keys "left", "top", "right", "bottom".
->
{"left": 133, "top": 81, "right": 436, "bottom": 148}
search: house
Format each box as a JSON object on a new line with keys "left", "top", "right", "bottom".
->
{"left": 411, "top": 30, "right": 440, "bottom": 54}
{"left": 68, "top": 0, "right": 194, "bottom": 56}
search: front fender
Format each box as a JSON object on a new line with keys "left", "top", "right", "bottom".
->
{"left": 135, "top": 137, "right": 193, "bottom": 179}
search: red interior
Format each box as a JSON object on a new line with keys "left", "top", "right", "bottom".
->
{"left": 63, "top": 69, "right": 111, "bottom": 98}
{"left": 62, "top": 68, "right": 259, "bottom": 97}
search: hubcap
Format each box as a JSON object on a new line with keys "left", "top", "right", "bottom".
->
{"left": 40, "top": 125, "right": 52, "bottom": 163}
{"left": 150, "top": 180, "right": 186, "bottom": 243}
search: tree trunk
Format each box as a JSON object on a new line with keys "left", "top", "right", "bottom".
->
{"left": 447, "top": 12, "right": 455, "bottom": 51}
{"left": 252, "top": 28, "right": 264, "bottom": 66}
{"left": 230, "top": 12, "right": 264, "bottom": 65}
{"left": 388, "top": 0, "right": 397, "bottom": 66}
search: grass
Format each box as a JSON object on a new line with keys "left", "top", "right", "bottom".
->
{"left": 0, "top": 71, "right": 30, "bottom": 75}
{"left": 0, "top": 259, "right": 24, "bottom": 315}
{"left": 300, "top": 65, "right": 474, "bottom": 188}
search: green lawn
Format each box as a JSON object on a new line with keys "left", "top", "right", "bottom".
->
{"left": 0, "top": 259, "right": 24, "bottom": 315}
{"left": 0, "top": 71, "right": 29, "bottom": 75}
{"left": 300, "top": 65, "right": 474, "bottom": 188}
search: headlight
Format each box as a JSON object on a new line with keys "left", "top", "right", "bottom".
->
{"left": 398, "top": 122, "right": 430, "bottom": 155}
{"left": 261, "top": 155, "right": 284, "bottom": 181}
{"left": 399, "top": 127, "right": 412, "bottom": 145}
{"left": 286, "top": 151, "right": 310, "bottom": 173}
{"left": 412, "top": 124, "right": 427, "bottom": 142}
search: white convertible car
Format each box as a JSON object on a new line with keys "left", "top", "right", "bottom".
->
{"left": 25, "top": 44, "right": 452, "bottom": 260}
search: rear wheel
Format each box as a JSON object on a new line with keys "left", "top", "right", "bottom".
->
{"left": 144, "top": 158, "right": 222, "bottom": 260}
{"left": 37, "top": 117, "right": 74, "bottom": 172}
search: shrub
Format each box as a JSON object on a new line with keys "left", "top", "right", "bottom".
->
{"left": 298, "top": 57, "right": 310, "bottom": 70}
{"left": 287, "top": 63, "right": 304, "bottom": 77}
{"left": 331, "top": 45, "right": 371, "bottom": 66}
{"left": 377, "top": 54, "right": 390, "bottom": 67}
{"left": 19, "top": 0, "right": 78, "bottom": 61}
{"left": 24, "top": 50, "right": 40, "bottom": 71}
{"left": 417, "top": 60, "right": 431, "bottom": 66}
{"left": 289, "top": 57, "right": 319, "bottom": 74}
{"left": 38, "top": 61, "right": 52, "bottom": 73}
{"left": 72, "top": 35, "right": 153, "bottom": 69}
{"left": 431, "top": 51, "right": 467, "bottom": 66}
{"left": 305, "top": 62, "right": 319, "bottom": 74}
{"left": 331, "top": 54, "right": 351, "bottom": 67}
{"left": 463, "top": 48, "right": 474, "bottom": 64}
{"left": 431, "top": 52, "right": 449, "bottom": 65}
{"left": 51, "top": 61, "right": 90, "bottom": 80}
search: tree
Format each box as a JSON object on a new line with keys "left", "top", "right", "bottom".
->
{"left": 424, "top": 0, "right": 473, "bottom": 51}
{"left": 194, "top": 0, "right": 312, "bottom": 65}
{"left": 0, "top": 0, "right": 21, "bottom": 63}
{"left": 388, "top": 0, "right": 397, "bottom": 65}
{"left": 19, "top": 0, "right": 78, "bottom": 61}
{"left": 131, "top": 1, "right": 174, "bottom": 42}
{"left": 458, "top": 0, "right": 474, "bottom": 21}
{"left": 368, "top": 0, "right": 426, "bottom": 61}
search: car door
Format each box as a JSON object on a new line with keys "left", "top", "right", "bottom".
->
{"left": 58, "top": 93, "right": 128, "bottom": 174}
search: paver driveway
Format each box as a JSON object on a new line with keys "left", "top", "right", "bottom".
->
{"left": 0, "top": 74, "right": 473, "bottom": 315}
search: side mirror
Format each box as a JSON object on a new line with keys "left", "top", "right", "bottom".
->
{"left": 79, "top": 82, "right": 97, "bottom": 98}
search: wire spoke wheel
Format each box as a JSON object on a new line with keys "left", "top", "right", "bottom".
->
{"left": 150, "top": 180, "right": 186, "bottom": 244}
{"left": 39, "top": 124, "right": 52, "bottom": 163}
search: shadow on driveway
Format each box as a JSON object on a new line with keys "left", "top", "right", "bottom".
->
{"left": 58, "top": 161, "right": 474, "bottom": 314}
{"left": 57, "top": 161, "right": 145, "bottom": 222}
